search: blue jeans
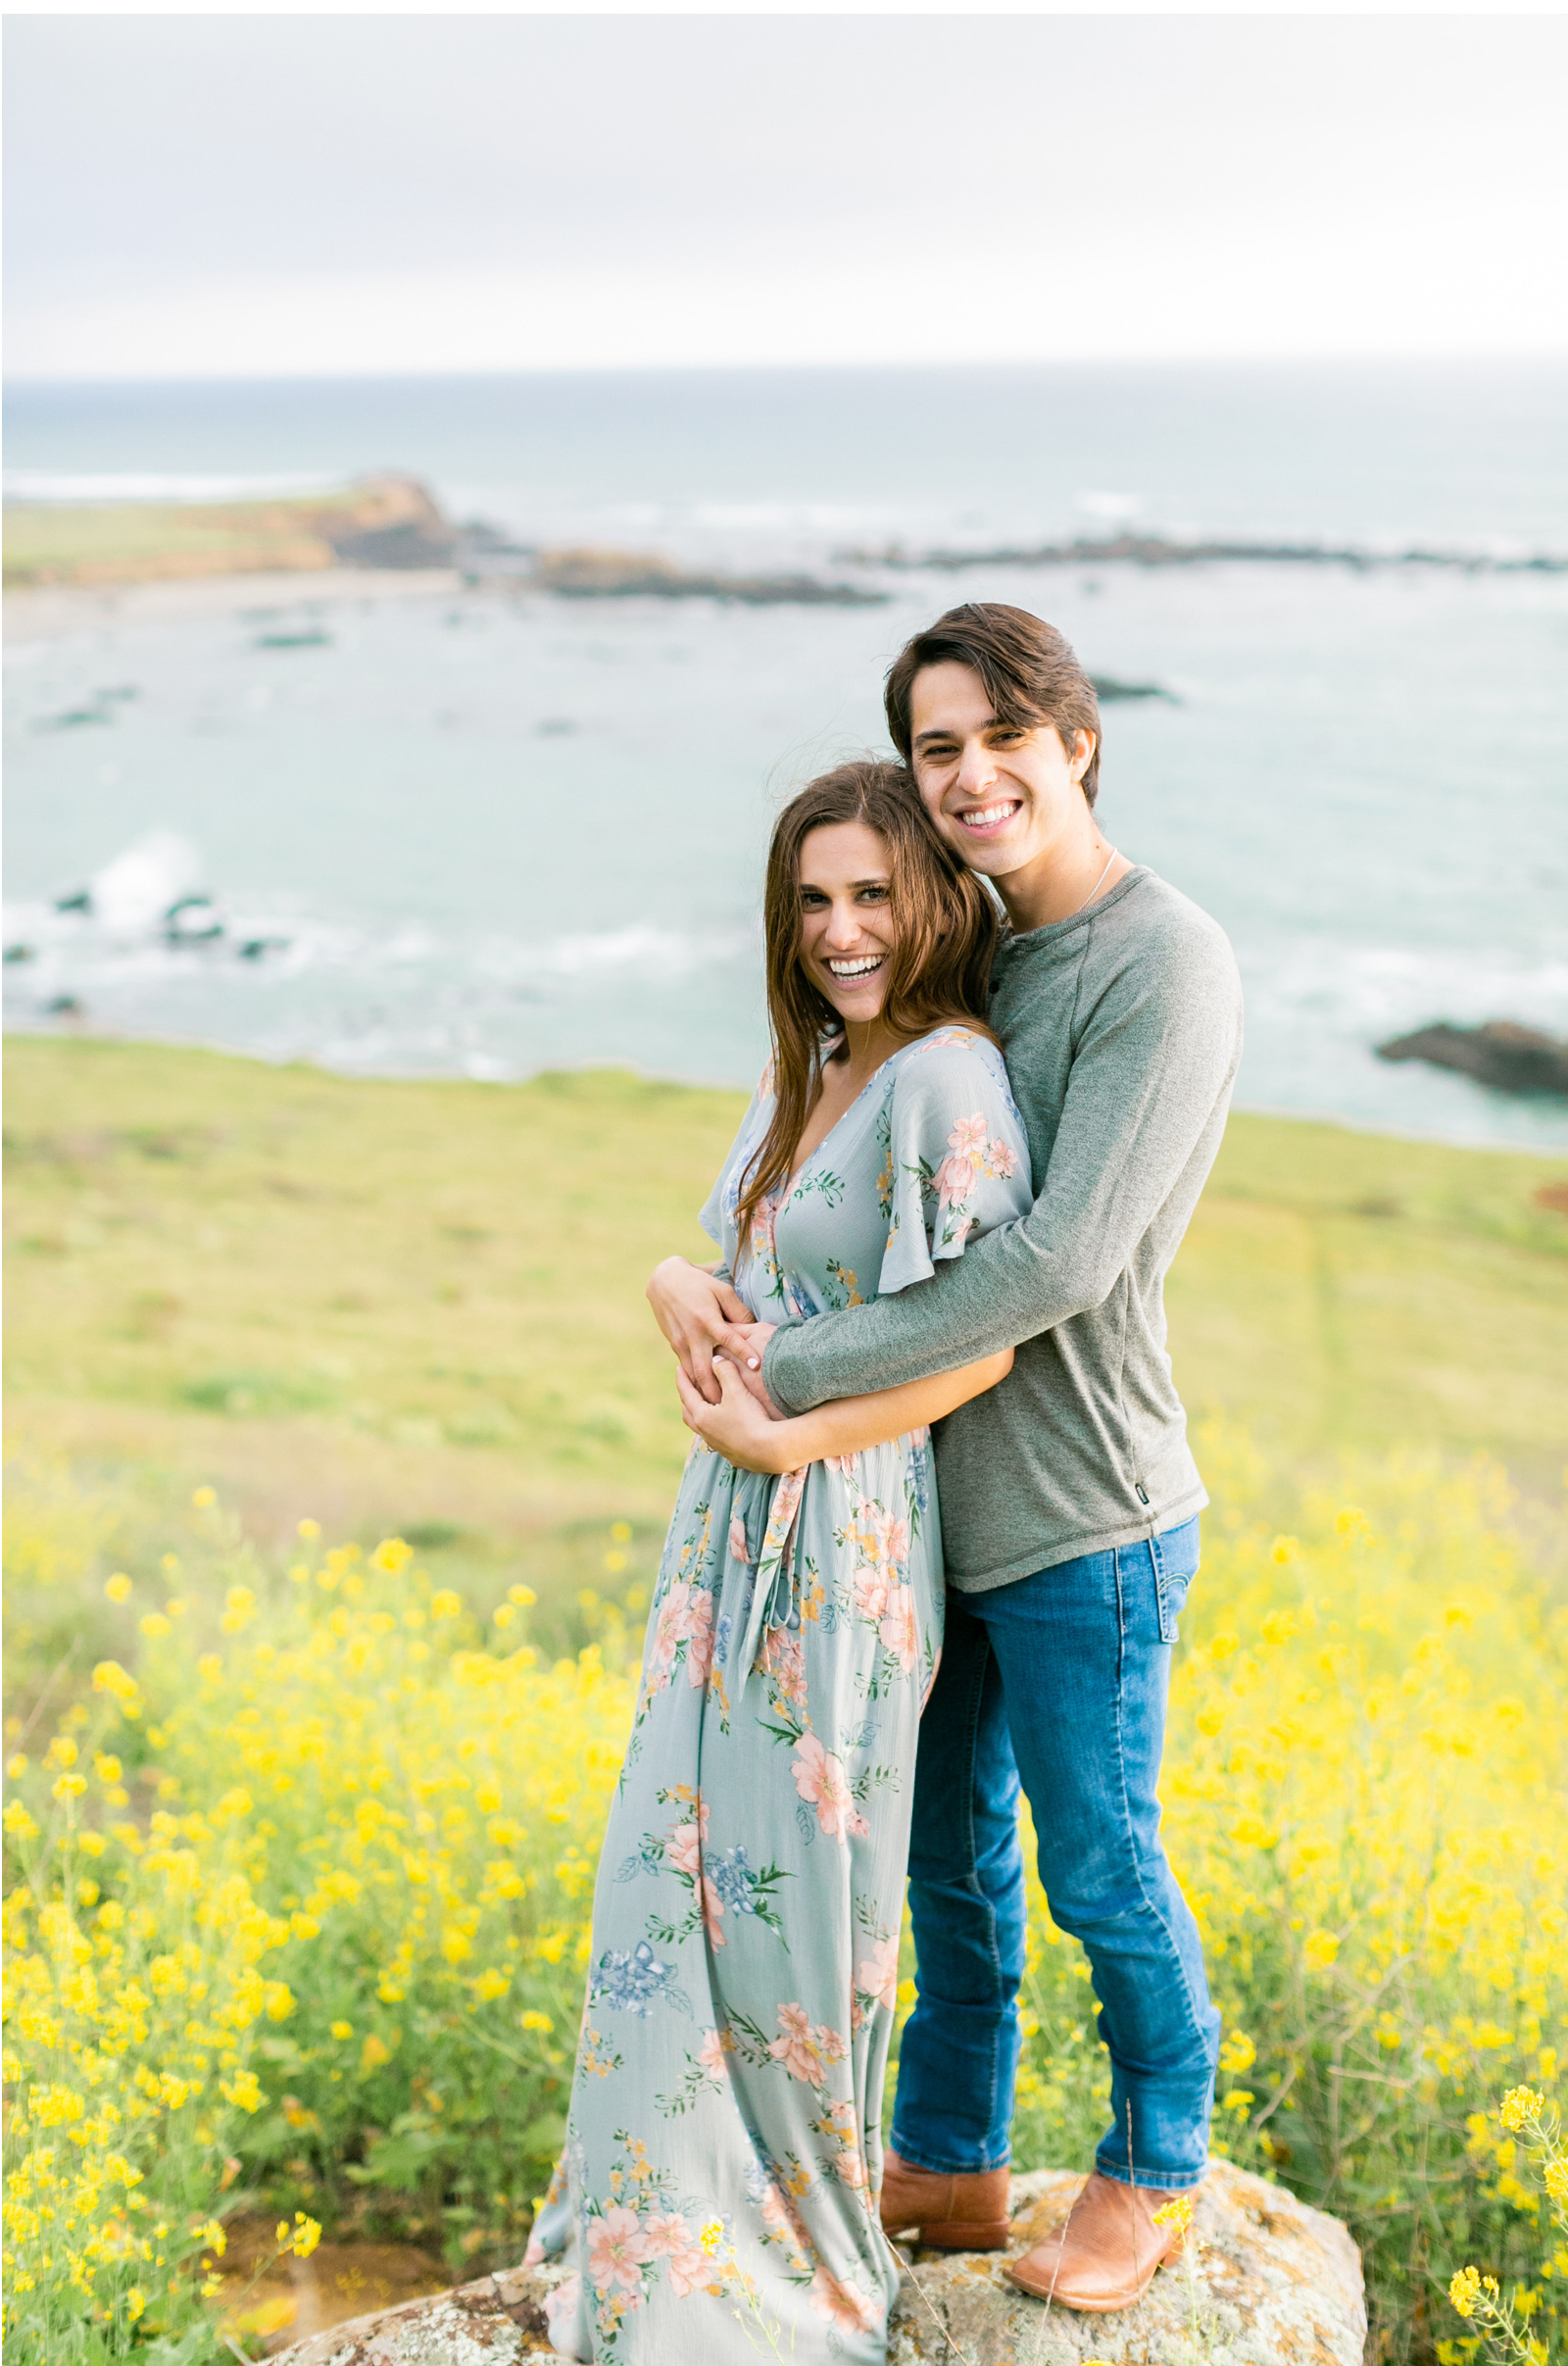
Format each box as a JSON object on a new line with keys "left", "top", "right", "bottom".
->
{"left": 890, "top": 1517, "right": 1219, "bottom": 2193}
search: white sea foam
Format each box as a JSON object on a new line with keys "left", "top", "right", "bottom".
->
{"left": 3, "top": 469, "right": 350, "bottom": 505}
{"left": 1077, "top": 491, "right": 1143, "bottom": 522}
{"left": 86, "top": 834, "right": 204, "bottom": 934}
{"left": 2, "top": 882, "right": 754, "bottom": 1007}
{"left": 1242, "top": 941, "right": 1568, "bottom": 1033}
{"left": 505, "top": 924, "right": 752, "bottom": 982}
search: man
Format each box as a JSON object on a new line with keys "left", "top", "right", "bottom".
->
{"left": 649, "top": 603, "right": 1242, "bottom": 2311}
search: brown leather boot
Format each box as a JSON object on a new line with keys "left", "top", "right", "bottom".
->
{"left": 1005, "top": 2171, "right": 1196, "bottom": 2310}
{"left": 877, "top": 2146, "right": 1011, "bottom": 2250}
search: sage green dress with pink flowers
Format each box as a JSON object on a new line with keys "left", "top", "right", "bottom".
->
{"left": 530, "top": 1027, "right": 1032, "bottom": 2362}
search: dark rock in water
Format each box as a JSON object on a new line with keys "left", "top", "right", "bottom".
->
{"left": 54, "top": 890, "right": 92, "bottom": 915}
{"left": 45, "top": 995, "right": 84, "bottom": 1018}
{"left": 532, "top": 546, "right": 888, "bottom": 608}
{"left": 3, "top": 944, "right": 35, "bottom": 964}
{"left": 37, "top": 703, "right": 115, "bottom": 730}
{"left": 256, "top": 626, "right": 332, "bottom": 649}
{"left": 238, "top": 936, "right": 290, "bottom": 961}
{"left": 1377, "top": 1019, "right": 1568, "bottom": 1098}
{"left": 30, "top": 686, "right": 136, "bottom": 731}
{"left": 165, "top": 896, "right": 224, "bottom": 946}
{"left": 1091, "top": 674, "right": 1179, "bottom": 703}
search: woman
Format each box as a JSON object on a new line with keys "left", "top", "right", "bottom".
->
{"left": 530, "top": 761, "right": 1033, "bottom": 2361}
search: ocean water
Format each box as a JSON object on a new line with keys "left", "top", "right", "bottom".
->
{"left": 5, "top": 366, "right": 1567, "bottom": 1149}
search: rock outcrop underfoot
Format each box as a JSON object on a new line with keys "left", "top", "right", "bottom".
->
{"left": 273, "top": 2158, "right": 1366, "bottom": 2366}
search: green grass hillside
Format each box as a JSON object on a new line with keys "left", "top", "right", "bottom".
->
{"left": 4, "top": 1035, "right": 1565, "bottom": 2362}
{"left": 2, "top": 477, "right": 443, "bottom": 587}
{"left": 4, "top": 1034, "right": 1565, "bottom": 1614}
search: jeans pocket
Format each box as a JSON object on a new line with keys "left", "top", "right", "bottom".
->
{"left": 1154, "top": 1565, "right": 1192, "bottom": 1643}
{"left": 1152, "top": 1517, "right": 1201, "bottom": 1644}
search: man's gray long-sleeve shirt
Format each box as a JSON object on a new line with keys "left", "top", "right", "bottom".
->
{"left": 762, "top": 866, "right": 1244, "bottom": 1591}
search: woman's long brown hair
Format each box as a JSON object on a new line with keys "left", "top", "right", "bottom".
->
{"left": 734, "top": 760, "right": 1001, "bottom": 1247}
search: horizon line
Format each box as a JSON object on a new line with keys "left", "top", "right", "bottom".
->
{"left": 9, "top": 351, "right": 1568, "bottom": 396}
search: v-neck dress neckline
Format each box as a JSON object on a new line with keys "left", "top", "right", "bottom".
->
{"left": 785, "top": 1041, "right": 905, "bottom": 1198}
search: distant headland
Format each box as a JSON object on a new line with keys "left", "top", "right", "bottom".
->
{"left": 0, "top": 476, "right": 883, "bottom": 607}
{"left": 9, "top": 477, "right": 1565, "bottom": 612}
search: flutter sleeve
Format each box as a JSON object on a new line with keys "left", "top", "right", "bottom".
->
{"left": 876, "top": 1032, "right": 1035, "bottom": 1297}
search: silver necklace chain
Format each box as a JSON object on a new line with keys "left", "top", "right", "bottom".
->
{"left": 1072, "top": 847, "right": 1120, "bottom": 917}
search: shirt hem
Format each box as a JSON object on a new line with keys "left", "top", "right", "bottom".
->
{"left": 944, "top": 1481, "right": 1210, "bottom": 1594}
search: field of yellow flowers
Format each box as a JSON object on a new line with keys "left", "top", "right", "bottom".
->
{"left": 4, "top": 1435, "right": 1563, "bottom": 2364}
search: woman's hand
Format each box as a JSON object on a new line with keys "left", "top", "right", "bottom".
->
{"left": 714, "top": 1321, "right": 779, "bottom": 1407}
{"left": 674, "top": 1355, "right": 802, "bottom": 1475}
{"left": 647, "top": 1258, "right": 755, "bottom": 1404}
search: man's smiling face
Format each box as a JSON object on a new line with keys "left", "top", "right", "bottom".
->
{"left": 908, "top": 659, "right": 1095, "bottom": 889}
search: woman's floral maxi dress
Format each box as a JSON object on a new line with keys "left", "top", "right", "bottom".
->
{"left": 531, "top": 1028, "right": 1033, "bottom": 2363}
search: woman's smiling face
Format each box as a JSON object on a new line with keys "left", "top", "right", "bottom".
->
{"left": 797, "top": 820, "right": 899, "bottom": 1027}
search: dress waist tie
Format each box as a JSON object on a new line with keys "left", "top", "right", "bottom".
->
{"left": 735, "top": 1461, "right": 809, "bottom": 1683}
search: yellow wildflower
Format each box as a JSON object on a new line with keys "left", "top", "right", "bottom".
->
{"left": 1500, "top": 2086, "right": 1544, "bottom": 2133}
{"left": 1152, "top": 2193, "right": 1195, "bottom": 2243}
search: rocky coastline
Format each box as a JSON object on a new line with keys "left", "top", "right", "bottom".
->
{"left": 841, "top": 530, "right": 1568, "bottom": 576}
{"left": 14, "top": 478, "right": 1563, "bottom": 612}
{"left": 2, "top": 480, "right": 883, "bottom": 608}
{"left": 518, "top": 543, "right": 884, "bottom": 605}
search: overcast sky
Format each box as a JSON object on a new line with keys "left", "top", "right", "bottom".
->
{"left": 6, "top": 13, "right": 1566, "bottom": 380}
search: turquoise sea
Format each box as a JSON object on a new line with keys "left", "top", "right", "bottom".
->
{"left": 4, "top": 365, "right": 1566, "bottom": 1147}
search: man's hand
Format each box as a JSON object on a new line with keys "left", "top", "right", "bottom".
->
{"left": 675, "top": 1356, "right": 799, "bottom": 1475}
{"left": 646, "top": 1257, "right": 754, "bottom": 1404}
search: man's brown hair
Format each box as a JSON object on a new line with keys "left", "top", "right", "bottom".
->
{"left": 884, "top": 603, "right": 1102, "bottom": 808}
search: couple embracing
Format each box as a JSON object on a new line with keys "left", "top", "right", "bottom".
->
{"left": 531, "top": 602, "right": 1244, "bottom": 2361}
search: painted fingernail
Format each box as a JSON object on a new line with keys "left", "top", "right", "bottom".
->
{"left": 748, "top": 1357, "right": 760, "bottom": 1368}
